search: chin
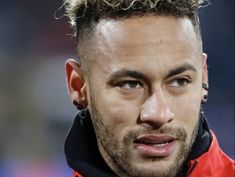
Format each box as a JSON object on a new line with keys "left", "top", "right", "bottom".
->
{"left": 120, "top": 144, "right": 186, "bottom": 177}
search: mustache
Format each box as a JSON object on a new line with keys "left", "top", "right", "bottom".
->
{"left": 123, "top": 126, "right": 187, "bottom": 144}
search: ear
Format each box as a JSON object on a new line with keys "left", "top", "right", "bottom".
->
{"left": 201, "top": 53, "right": 208, "bottom": 98}
{"left": 65, "top": 59, "right": 87, "bottom": 107}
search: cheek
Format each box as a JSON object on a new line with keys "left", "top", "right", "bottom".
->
{"left": 173, "top": 93, "right": 201, "bottom": 135}
{"left": 94, "top": 91, "right": 142, "bottom": 128}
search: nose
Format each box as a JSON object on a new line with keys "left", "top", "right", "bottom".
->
{"left": 140, "top": 91, "right": 175, "bottom": 128}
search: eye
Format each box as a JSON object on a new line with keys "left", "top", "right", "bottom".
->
{"left": 116, "top": 80, "right": 143, "bottom": 90}
{"left": 169, "top": 77, "right": 191, "bottom": 88}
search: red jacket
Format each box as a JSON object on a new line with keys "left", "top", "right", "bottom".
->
{"left": 72, "top": 134, "right": 234, "bottom": 177}
{"left": 188, "top": 133, "right": 234, "bottom": 177}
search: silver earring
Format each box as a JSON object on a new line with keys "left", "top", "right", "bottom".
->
{"left": 202, "top": 83, "right": 209, "bottom": 91}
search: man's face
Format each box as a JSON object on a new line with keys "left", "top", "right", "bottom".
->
{"left": 83, "top": 16, "right": 207, "bottom": 177}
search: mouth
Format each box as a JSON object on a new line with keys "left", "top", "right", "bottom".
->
{"left": 133, "top": 134, "right": 177, "bottom": 157}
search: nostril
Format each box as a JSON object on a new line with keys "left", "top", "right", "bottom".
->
{"left": 167, "top": 118, "right": 173, "bottom": 123}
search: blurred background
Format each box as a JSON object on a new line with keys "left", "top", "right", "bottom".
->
{"left": 0, "top": 0, "right": 234, "bottom": 177}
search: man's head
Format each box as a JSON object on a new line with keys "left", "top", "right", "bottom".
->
{"left": 65, "top": 1, "right": 208, "bottom": 177}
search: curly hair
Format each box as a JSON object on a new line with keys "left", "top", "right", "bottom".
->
{"left": 64, "top": 0, "right": 207, "bottom": 40}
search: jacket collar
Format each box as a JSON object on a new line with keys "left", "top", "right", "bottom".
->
{"left": 64, "top": 108, "right": 117, "bottom": 177}
{"left": 65, "top": 108, "right": 212, "bottom": 177}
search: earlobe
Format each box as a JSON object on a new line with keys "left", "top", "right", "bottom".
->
{"left": 65, "top": 59, "right": 87, "bottom": 107}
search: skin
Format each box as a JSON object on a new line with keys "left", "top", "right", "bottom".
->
{"left": 66, "top": 16, "right": 208, "bottom": 177}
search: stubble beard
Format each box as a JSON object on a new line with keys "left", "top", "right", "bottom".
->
{"left": 89, "top": 92, "right": 199, "bottom": 177}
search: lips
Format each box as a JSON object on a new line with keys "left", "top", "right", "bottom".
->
{"left": 134, "top": 135, "right": 177, "bottom": 157}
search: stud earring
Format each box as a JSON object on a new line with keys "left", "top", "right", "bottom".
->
{"left": 73, "top": 100, "right": 84, "bottom": 110}
{"left": 202, "top": 83, "right": 209, "bottom": 91}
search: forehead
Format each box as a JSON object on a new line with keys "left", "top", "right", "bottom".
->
{"left": 94, "top": 16, "right": 198, "bottom": 46}
{"left": 88, "top": 16, "right": 200, "bottom": 75}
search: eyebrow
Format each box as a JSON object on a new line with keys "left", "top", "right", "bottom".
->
{"left": 108, "top": 69, "right": 148, "bottom": 82}
{"left": 166, "top": 63, "right": 197, "bottom": 78}
{"left": 108, "top": 63, "right": 197, "bottom": 82}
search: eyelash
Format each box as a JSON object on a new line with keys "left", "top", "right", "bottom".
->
{"left": 168, "top": 77, "right": 192, "bottom": 88}
{"left": 115, "top": 80, "right": 143, "bottom": 89}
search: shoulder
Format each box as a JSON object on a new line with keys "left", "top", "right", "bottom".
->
{"left": 189, "top": 131, "right": 235, "bottom": 177}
